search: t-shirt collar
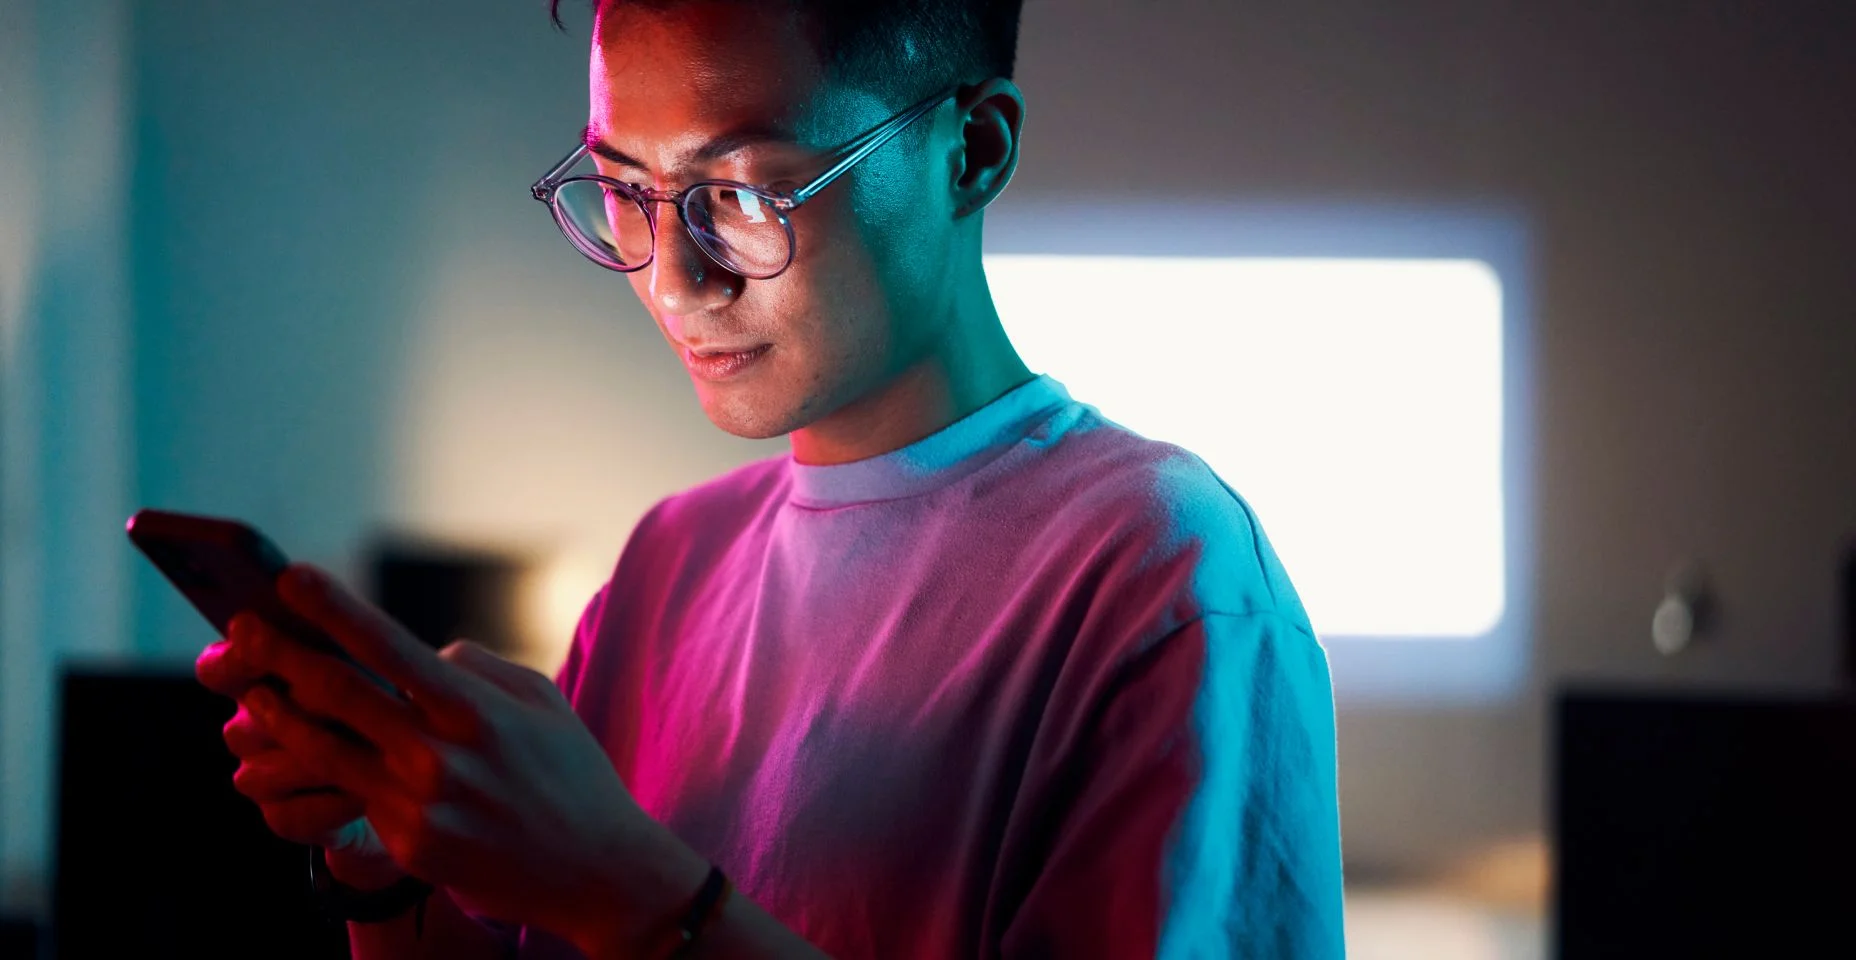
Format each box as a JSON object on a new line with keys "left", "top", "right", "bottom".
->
{"left": 787, "top": 374, "right": 1071, "bottom": 508}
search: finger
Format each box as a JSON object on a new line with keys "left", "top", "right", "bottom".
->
{"left": 240, "top": 613, "right": 429, "bottom": 755}
{"left": 257, "top": 795, "right": 367, "bottom": 847}
{"left": 196, "top": 616, "right": 273, "bottom": 697}
{"left": 245, "top": 684, "right": 395, "bottom": 801}
{"left": 323, "top": 816, "right": 382, "bottom": 856}
{"left": 196, "top": 640, "right": 249, "bottom": 696}
{"left": 276, "top": 564, "right": 487, "bottom": 731}
{"left": 233, "top": 752, "right": 346, "bottom": 802}
{"left": 222, "top": 703, "right": 280, "bottom": 759}
{"left": 440, "top": 639, "right": 557, "bottom": 704}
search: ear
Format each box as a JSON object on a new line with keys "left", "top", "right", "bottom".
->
{"left": 948, "top": 77, "right": 1025, "bottom": 220}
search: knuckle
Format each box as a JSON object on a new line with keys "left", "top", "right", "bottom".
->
{"left": 232, "top": 754, "right": 268, "bottom": 783}
{"left": 231, "top": 764, "right": 261, "bottom": 798}
{"left": 221, "top": 714, "right": 244, "bottom": 748}
{"left": 223, "top": 710, "right": 267, "bottom": 757}
{"left": 235, "top": 754, "right": 310, "bottom": 799}
{"left": 233, "top": 753, "right": 295, "bottom": 798}
{"left": 193, "top": 646, "right": 221, "bottom": 686}
{"left": 406, "top": 744, "right": 451, "bottom": 802}
{"left": 198, "top": 643, "right": 254, "bottom": 693}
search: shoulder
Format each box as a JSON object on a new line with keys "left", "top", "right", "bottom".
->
{"left": 1031, "top": 406, "right": 1313, "bottom": 634}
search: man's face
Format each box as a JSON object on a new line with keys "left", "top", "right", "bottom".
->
{"left": 589, "top": 2, "right": 958, "bottom": 440}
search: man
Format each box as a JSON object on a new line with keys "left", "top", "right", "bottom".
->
{"left": 196, "top": 1, "right": 1345, "bottom": 956}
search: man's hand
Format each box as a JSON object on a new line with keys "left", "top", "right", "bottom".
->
{"left": 197, "top": 621, "right": 403, "bottom": 887}
{"left": 222, "top": 563, "right": 706, "bottom": 953}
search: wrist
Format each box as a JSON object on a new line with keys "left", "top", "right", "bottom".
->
{"left": 309, "top": 845, "right": 434, "bottom": 929}
{"left": 569, "top": 825, "right": 713, "bottom": 959}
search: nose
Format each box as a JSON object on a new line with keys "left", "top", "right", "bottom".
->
{"left": 647, "top": 207, "right": 743, "bottom": 316}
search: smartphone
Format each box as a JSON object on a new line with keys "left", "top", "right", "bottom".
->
{"left": 126, "top": 508, "right": 392, "bottom": 690}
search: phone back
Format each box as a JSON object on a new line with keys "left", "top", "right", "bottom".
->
{"left": 127, "top": 508, "right": 295, "bottom": 635}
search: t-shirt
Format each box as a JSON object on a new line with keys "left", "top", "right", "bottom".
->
{"left": 509, "top": 375, "right": 1345, "bottom": 958}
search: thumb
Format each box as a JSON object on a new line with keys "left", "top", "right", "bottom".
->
{"left": 439, "top": 639, "right": 551, "bottom": 701}
{"left": 325, "top": 816, "right": 383, "bottom": 856}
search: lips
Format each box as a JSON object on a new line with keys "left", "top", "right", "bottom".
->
{"left": 682, "top": 343, "right": 771, "bottom": 382}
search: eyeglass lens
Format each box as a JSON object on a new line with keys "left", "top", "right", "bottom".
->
{"left": 551, "top": 178, "right": 790, "bottom": 277}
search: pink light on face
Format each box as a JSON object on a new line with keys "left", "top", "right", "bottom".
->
{"left": 584, "top": 4, "right": 968, "bottom": 454}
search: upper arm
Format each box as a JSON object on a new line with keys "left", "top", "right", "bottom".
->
{"left": 1001, "top": 612, "right": 1344, "bottom": 959}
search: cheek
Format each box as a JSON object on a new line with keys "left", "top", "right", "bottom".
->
{"left": 776, "top": 208, "right": 896, "bottom": 354}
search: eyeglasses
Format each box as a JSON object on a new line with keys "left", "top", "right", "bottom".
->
{"left": 530, "top": 85, "right": 958, "bottom": 281}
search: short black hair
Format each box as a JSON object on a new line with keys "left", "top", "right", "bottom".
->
{"left": 551, "top": 0, "right": 1024, "bottom": 103}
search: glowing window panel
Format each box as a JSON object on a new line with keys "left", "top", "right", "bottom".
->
{"left": 985, "top": 254, "right": 1505, "bottom": 641}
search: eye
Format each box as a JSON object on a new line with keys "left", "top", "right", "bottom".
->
{"left": 588, "top": 164, "right": 647, "bottom": 194}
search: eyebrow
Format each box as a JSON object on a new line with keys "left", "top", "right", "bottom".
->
{"left": 579, "top": 122, "right": 803, "bottom": 172}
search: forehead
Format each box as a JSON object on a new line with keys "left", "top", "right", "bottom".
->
{"left": 589, "top": 3, "right": 838, "bottom": 148}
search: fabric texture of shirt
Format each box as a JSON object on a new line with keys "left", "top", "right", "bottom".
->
{"left": 508, "top": 375, "right": 1345, "bottom": 958}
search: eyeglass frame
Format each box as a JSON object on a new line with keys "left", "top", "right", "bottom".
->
{"left": 530, "top": 83, "right": 961, "bottom": 280}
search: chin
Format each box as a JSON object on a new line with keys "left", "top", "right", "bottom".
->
{"left": 695, "top": 384, "right": 809, "bottom": 440}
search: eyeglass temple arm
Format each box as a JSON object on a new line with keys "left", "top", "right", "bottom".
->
{"left": 788, "top": 85, "right": 960, "bottom": 207}
{"left": 532, "top": 144, "right": 591, "bottom": 201}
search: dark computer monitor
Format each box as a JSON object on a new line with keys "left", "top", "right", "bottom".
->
{"left": 52, "top": 669, "right": 348, "bottom": 959}
{"left": 1554, "top": 688, "right": 1856, "bottom": 957}
{"left": 364, "top": 536, "right": 528, "bottom": 654}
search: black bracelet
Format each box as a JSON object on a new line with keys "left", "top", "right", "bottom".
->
{"left": 308, "top": 845, "right": 435, "bottom": 933}
{"left": 670, "top": 864, "right": 733, "bottom": 956}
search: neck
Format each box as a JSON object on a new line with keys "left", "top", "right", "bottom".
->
{"left": 789, "top": 285, "right": 1032, "bottom": 467}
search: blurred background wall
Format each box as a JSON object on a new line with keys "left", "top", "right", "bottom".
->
{"left": 3, "top": 0, "right": 1853, "bottom": 946}
{"left": 1, "top": 0, "right": 138, "bottom": 921}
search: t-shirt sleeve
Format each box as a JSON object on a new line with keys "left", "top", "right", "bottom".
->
{"left": 1001, "top": 611, "right": 1345, "bottom": 959}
